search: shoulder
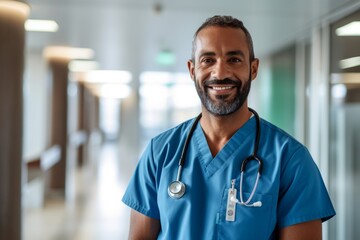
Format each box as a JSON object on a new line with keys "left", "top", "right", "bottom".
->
{"left": 260, "top": 118, "right": 305, "bottom": 153}
{"left": 150, "top": 117, "right": 197, "bottom": 147}
{"left": 260, "top": 118, "right": 302, "bottom": 145}
{"left": 139, "top": 117, "right": 198, "bottom": 174}
{"left": 258, "top": 118, "right": 314, "bottom": 171}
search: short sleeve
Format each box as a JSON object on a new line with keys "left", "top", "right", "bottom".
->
{"left": 277, "top": 146, "right": 336, "bottom": 228}
{"left": 122, "top": 139, "right": 160, "bottom": 219}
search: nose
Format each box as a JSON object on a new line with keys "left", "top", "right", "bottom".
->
{"left": 211, "top": 60, "right": 231, "bottom": 80}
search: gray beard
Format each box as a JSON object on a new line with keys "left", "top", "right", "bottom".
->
{"left": 194, "top": 76, "right": 251, "bottom": 116}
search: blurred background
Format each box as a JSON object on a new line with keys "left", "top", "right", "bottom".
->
{"left": 1, "top": 0, "right": 360, "bottom": 239}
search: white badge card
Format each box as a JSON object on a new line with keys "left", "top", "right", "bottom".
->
{"left": 226, "top": 182, "right": 237, "bottom": 222}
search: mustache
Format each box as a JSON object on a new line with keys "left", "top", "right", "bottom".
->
{"left": 204, "top": 78, "right": 241, "bottom": 87}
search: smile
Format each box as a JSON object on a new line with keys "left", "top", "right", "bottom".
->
{"left": 211, "top": 86, "right": 234, "bottom": 90}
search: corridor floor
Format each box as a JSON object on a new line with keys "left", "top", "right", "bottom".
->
{"left": 24, "top": 141, "right": 137, "bottom": 240}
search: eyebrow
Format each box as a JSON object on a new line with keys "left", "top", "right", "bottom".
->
{"left": 198, "top": 50, "right": 246, "bottom": 59}
{"left": 198, "top": 51, "right": 216, "bottom": 59}
{"left": 227, "top": 50, "right": 246, "bottom": 58}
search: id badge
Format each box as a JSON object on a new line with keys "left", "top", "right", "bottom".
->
{"left": 226, "top": 186, "right": 237, "bottom": 222}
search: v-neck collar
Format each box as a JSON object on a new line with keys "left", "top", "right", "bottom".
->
{"left": 193, "top": 116, "right": 257, "bottom": 178}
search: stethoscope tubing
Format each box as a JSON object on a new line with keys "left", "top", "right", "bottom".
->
{"left": 178, "top": 113, "right": 202, "bottom": 168}
{"left": 168, "top": 108, "right": 263, "bottom": 200}
{"left": 168, "top": 113, "right": 202, "bottom": 199}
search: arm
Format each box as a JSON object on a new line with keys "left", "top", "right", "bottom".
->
{"left": 128, "top": 209, "right": 161, "bottom": 240}
{"left": 279, "top": 219, "right": 322, "bottom": 240}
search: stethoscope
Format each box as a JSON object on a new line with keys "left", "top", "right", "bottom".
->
{"left": 168, "top": 108, "right": 263, "bottom": 207}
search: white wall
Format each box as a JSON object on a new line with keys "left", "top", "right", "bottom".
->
{"left": 23, "top": 49, "right": 50, "bottom": 161}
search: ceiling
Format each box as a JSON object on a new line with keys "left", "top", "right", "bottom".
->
{"left": 25, "top": 0, "right": 359, "bottom": 73}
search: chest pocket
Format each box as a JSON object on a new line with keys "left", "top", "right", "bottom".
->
{"left": 217, "top": 188, "right": 274, "bottom": 240}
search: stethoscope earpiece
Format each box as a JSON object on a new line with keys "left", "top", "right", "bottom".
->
{"left": 230, "top": 196, "right": 262, "bottom": 207}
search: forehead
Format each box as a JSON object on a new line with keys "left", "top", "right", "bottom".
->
{"left": 194, "top": 26, "right": 249, "bottom": 57}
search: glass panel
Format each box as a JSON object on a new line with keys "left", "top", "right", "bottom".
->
{"left": 329, "top": 8, "right": 360, "bottom": 239}
{"left": 329, "top": 74, "right": 360, "bottom": 240}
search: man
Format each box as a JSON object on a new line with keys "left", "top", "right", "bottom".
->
{"left": 122, "top": 15, "right": 335, "bottom": 239}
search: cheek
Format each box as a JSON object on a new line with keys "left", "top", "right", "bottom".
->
{"left": 194, "top": 67, "right": 211, "bottom": 81}
{"left": 193, "top": 75, "right": 204, "bottom": 90}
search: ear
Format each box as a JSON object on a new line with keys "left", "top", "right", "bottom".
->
{"left": 187, "top": 59, "right": 195, "bottom": 81}
{"left": 250, "top": 58, "right": 259, "bottom": 81}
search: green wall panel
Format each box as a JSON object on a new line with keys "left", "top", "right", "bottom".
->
{"left": 267, "top": 45, "right": 296, "bottom": 136}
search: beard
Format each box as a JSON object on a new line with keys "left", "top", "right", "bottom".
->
{"left": 194, "top": 74, "right": 251, "bottom": 116}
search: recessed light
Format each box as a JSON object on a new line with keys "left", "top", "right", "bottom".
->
{"left": 336, "top": 21, "right": 360, "bottom": 36}
{"left": 339, "top": 56, "right": 360, "bottom": 69}
{"left": 69, "top": 60, "right": 99, "bottom": 72}
{"left": 25, "top": 19, "right": 59, "bottom": 32}
{"left": 84, "top": 70, "right": 132, "bottom": 84}
{"left": 43, "top": 46, "right": 94, "bottom": 60}
{"left": 0, "top": 1, "right": 30, "bottom": 16}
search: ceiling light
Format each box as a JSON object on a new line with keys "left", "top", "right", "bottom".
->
{"left": 336, "top": 21, "right": 360, "bottom": 36}
{"left": 140, "top": 71, "right": 173, "bottom": 84}
{"left": 25, "top": 19, "right": 59, "bottom": 32}
{"left": 0, "top": 1, "right": 30, "bottom": 16}
{"left": 84, "top": 70, "right": 132, "bottom": 84}
{"left": 88, "top": 83, "right": 132, "bottom": 99}
{"left": 69, "top": 60, "right": 99, "bottom": 72}
{"left": 43, "top": 46, "right": 94, "bottom": 60}
{"left": 339, "top": 56, "right": 360, "bottom": 69}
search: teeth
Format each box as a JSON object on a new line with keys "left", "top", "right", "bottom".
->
{"left": 212, "top": 86, "right": 233, "bottom": 90}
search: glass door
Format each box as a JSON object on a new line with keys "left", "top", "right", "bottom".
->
{"left": 328, "top": 8, "right": 360, "bottom": 240}
{"left": 329, "top": 73, "right": 360, "bottom": 240}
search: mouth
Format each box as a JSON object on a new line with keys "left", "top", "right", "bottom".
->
{"left": 207, "top": 85, "right": 238, "bottom": 95}
{"left": 210, "top": 86, "right": 235, "bottom": 90}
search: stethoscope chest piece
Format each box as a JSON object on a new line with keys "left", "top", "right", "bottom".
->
{"left": 168, "top": 181, "right": 186, "bottom": 199}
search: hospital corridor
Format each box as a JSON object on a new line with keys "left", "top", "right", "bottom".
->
{"left": 23, "top": 141, "right": 133, "bottom": 240}
{"left": 1, "top": 0, "right": 360, "bottom": 239}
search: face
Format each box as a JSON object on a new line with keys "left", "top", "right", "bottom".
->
{"left": 188, "top": 26, "right": 259, "bottom": 116}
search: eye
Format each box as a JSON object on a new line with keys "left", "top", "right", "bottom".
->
{"left": 201, "top": 57, "right": 215, "bottom": 64}
{"left": 228, "top": 57, "right": 242, "bottom": 63}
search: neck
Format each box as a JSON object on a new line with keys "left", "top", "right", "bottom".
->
{"left": 200, "top": 105, "right": 252, "bottom": 157}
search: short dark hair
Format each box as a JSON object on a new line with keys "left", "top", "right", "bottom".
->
{"left": 191, "top": 15, "right": 255, "bottom": 62}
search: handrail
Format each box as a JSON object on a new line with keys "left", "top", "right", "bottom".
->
{"left": 26, "top": 145, "right": 61, "bottom": 182}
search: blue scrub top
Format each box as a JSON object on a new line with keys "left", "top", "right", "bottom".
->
{"left": 122, "top": 116, "right": 335, "bottom": 239}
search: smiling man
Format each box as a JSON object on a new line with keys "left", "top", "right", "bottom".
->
{"left": 191, "top": 25, "right": 254, "bottom": 118}
{"left": 122, "top": 15, "right": 335, "bottom": 239}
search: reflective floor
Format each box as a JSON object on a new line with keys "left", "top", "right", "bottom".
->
{"left": 24, "top": 141, "right": 136, "bottom": 240}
